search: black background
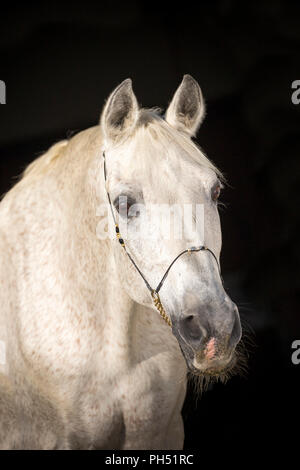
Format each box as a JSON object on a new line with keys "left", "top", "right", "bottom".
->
{"left": 0, "top": 0, "right": 299, "bottom": 451}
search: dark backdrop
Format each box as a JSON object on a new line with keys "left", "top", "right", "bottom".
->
{"left": 0, "top": 0, "right": 299, "bottom": 451}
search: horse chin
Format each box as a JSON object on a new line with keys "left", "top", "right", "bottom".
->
{"left": 193, "top": 354, "right": 236, "bottom": 375}
{"left": 185, "top": 353, "right": 239, "bottom": 389}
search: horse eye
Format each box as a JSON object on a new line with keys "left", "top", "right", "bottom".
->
{"left": 211, "top": 183, "right": 221, "bottom": 202}
{"left": 114, "top": 195, "right": 136, "bottom": 217}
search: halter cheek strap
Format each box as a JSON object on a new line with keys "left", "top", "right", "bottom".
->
{"left": 102, "top": 151, "right": 222, "bottom": 327}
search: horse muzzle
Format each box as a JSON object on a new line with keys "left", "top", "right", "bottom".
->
{"left": 172, "top": 299, "right": 242, "bottom": 375}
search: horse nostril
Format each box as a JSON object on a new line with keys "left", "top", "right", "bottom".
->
{"left": 180, "top": 314, "right": 207, "bottom": 344}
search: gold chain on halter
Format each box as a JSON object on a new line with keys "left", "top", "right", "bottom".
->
{"left": 151, "top": 290, "right": 172, "bottom": 327}
{"left": 114, "top": 220, "right": 172, "bottom": 326}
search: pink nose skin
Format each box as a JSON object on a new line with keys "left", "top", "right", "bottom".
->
{"left": 205, "top": 337, "right": 216, "bottom": 360}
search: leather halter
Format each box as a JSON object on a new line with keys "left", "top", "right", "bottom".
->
{"left": 102, "top": 151, "right": 222, "bottom": 327}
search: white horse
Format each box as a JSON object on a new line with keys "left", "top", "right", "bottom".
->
{"left": 0, "top": 75, "right": 242, "bottom": 449}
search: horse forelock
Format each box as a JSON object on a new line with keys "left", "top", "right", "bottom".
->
{"left": 126, "top": 108, "right": 224, "bottom": 183}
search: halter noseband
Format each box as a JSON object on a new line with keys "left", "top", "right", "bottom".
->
{"left": 102, "top": 151, "right": 222, "bottom": 327}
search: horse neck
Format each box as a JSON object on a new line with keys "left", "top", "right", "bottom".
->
{"left": 59, "top": 128, "right": 137, "bottom": 358}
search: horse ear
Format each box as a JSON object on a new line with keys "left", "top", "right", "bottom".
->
{"left": 100, "top": 78, "right": 139, "bottom": 145}
{"left": 165, "top": 75, "right": 205, "bottom": 137}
